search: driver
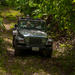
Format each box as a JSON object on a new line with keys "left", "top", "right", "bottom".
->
{"left": 26, "top": 21, "right": 31, "bottom": 28}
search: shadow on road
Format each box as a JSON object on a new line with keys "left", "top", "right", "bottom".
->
{"left": 0, "top": 28, "right": 69, "bottom": 75}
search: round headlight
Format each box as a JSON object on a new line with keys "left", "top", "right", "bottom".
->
{"left": 46, "top": 39, "right": 53, "bottom": 45}
{"left": 48, "top": 39, "right": 53, "bottom": 42}
{"left": 18, "top": 36, "right": 24, "bottom": 43}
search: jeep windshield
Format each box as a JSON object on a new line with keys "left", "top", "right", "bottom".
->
{"left": 18, "top": 20, "right": 45, "bottom": 30}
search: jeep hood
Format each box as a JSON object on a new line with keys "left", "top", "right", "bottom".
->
{"left": 19, "top": 29, "right": 47, "bottom": 37}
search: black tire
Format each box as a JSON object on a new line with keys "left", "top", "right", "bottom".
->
{"left": 42, "top": 47, "right": 53, "bottom": 58}
{"left": 14, "top": 46, "right": 20, "bottom": 56}
{"left": 13, "top": 36, "right": 15, "bottom": 47}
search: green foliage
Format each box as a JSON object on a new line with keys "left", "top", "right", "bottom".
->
{"left": 5, "top": 0, "right": 74, "bottom": 35}
{"left": 0, "top": 0, "right": 74, "bottom": 40}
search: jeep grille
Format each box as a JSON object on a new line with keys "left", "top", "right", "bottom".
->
{"left": 30, "top": 37, "right": 42, "bottom": 45}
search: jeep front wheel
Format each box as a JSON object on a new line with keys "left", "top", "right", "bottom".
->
{"left": 42, "top": 47, "right": 53, "bottom": 58}
{"left": 14, "top": 46, "right": 20, "bottom": 56}
{"left": 13, "top": 36, "right": 15, "bottom": 47}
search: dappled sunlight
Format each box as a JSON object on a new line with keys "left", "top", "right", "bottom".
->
{"left": 4, "top": 24, "right": 11, "bottom": 30}
{"left": 0, "top": 7, "right": 22, "bottom": 31}
{"left": 1, "top": 9, "right": 22, "bottom": 18}
{"left": 3, "top": 37, "right": 12, "bottom": 45}
{"left": 9, "top": 56, "right": 64, "bottom": 75}
{"left": 3, "top": 18, "right": 16, "bottom": 30}
{"left": 0, "top": 34, "right": 73, "bottom": 75}
{"left": 3, "top": 35, "right": 14, "bottom": 54}
{"left": 0, "top": 0, "right": 75, "bottom": 74}
{"left": 1, "top": 24, "right": 73, "bottom": 75}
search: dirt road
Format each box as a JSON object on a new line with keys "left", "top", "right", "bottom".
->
{"left": 0, "top": 18, "right": 68, "bottom": 75}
